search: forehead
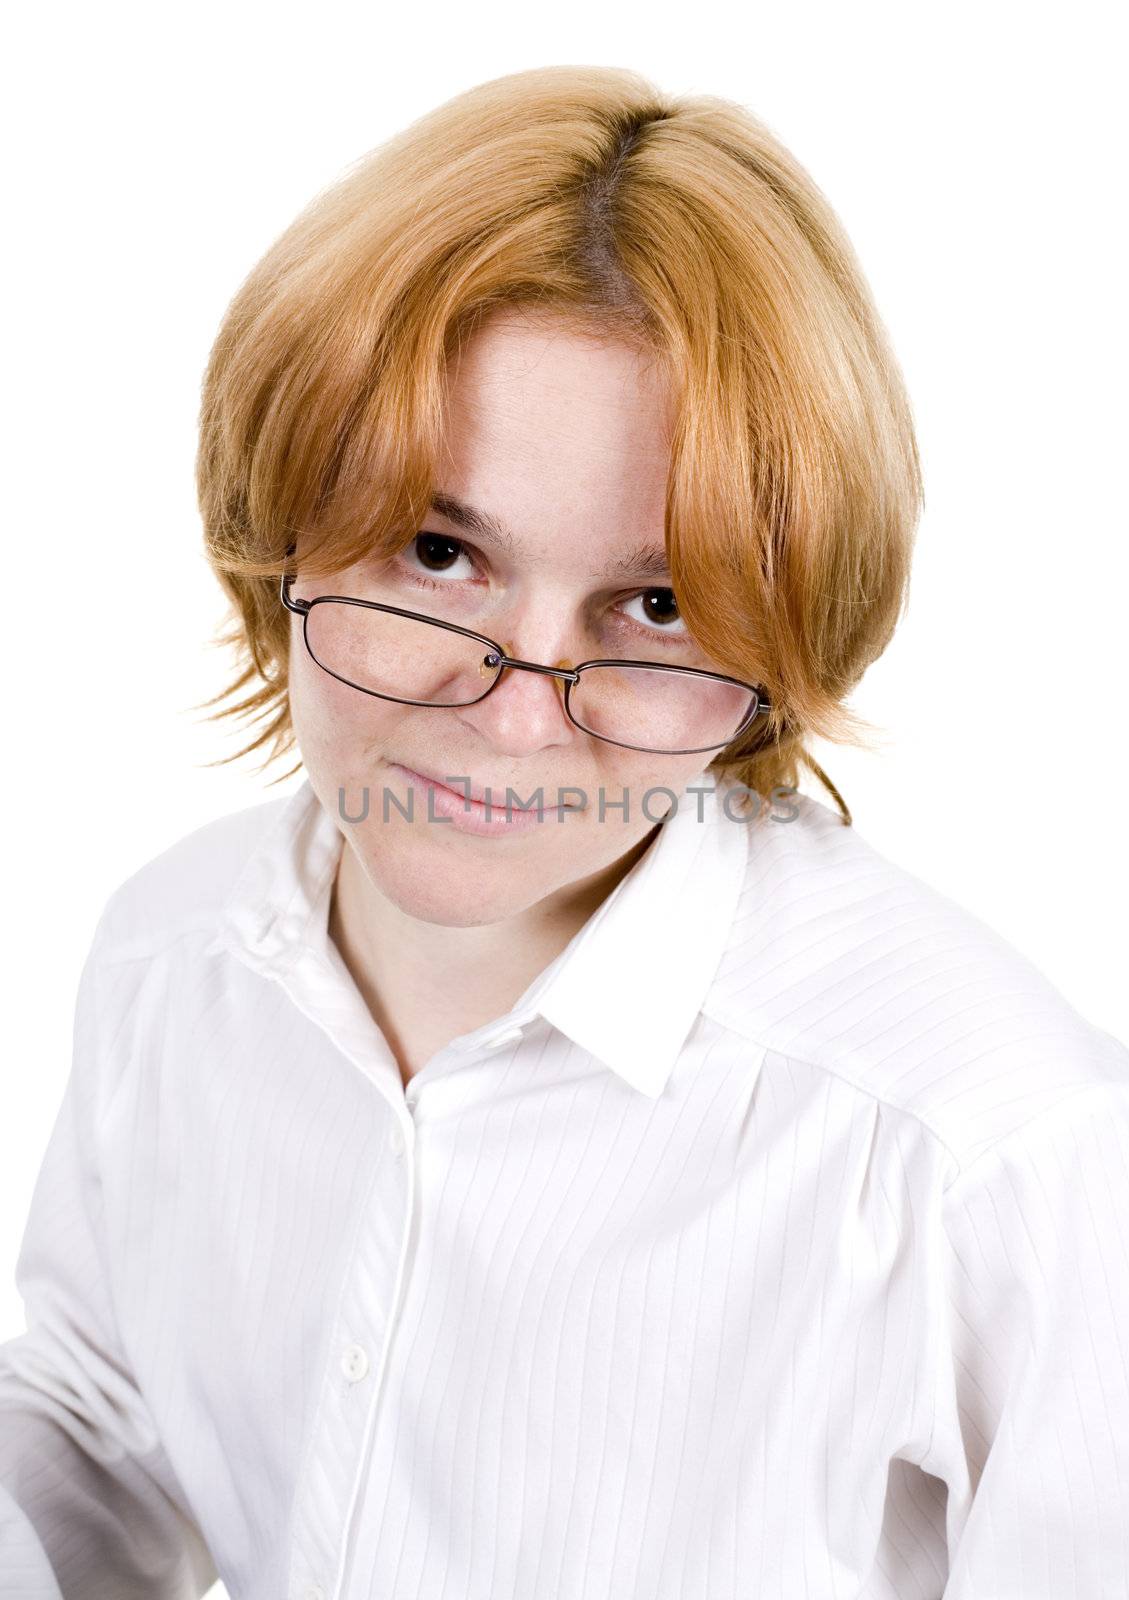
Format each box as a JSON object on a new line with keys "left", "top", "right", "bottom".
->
{"left": 438, "top": 311, "right": 674, "bottom": 563}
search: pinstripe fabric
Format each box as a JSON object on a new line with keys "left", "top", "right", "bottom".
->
{"left": 2, "top": 773, "right": 1127, "bottom": 1599}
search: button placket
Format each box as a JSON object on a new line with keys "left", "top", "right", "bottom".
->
{"left": 287, "top": 1103, "right": 414, "bottom": 1600}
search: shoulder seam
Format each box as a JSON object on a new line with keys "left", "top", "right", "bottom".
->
{"left": 702, "top": 1001, "right": 965, "bottom": 1172}
{"left": 92, "top": 918, "right": 224, "bottom": 968}
{"left": 704, "top": 1000, "right": 1129, "bottom": 1184}
{"left": 938, "top": 1078, "right": 1129, "bottom": 1196}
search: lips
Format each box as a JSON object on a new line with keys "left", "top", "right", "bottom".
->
{"left": 395, "top": 763, "right": 551, "bottom": 809}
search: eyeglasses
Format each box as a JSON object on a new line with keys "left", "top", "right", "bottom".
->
{"left": 279, "top": 542, "right": 771, "bottom": 756}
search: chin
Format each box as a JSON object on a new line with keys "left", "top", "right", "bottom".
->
{"left": 356, "top": 840, "right": 532, "bottom": 927}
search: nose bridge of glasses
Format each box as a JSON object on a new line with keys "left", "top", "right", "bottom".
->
{"left": 492, "top": 644, "right": 578, "bottom": 691}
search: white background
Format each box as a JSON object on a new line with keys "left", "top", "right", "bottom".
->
{"left": 2, "top": 6, "right": 1125, "bottom": 1593}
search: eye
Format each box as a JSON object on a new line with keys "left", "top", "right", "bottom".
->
{"left": 400, "top": 531, "right": 477, "bottom": 583}
{"left": 620, "top": 588, "right": 687, "bottom": 637}
{"left": 397, "top": 532, "right": 691, "bottom": 649}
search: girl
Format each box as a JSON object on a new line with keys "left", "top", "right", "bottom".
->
{"left": 3, "top": 64, "right": 1127, "bottom": 1600}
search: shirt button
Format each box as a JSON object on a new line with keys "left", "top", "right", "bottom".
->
{"left": 388, "top": 1122, "right": 405, "bottom": 1161}
{"left": 340, "top": 1342, "right": 369, "bottom": 1383}
{"left": 301, "top": 1587, "right": 325, "bottom": 1600}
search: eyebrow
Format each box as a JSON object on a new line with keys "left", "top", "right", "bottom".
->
{"left": 428, "top": 491, "right": 673, "bottom": 583}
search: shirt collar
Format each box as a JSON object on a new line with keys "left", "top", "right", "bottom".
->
{"left": 207, "top": 769, "right": 750, "bottom": 1099}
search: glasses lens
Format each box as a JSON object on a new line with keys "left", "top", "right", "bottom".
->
{"left": 305, "top": 601, "right": 501, "bottom": 705}
{"left": 569, "top": 664, "right": 757, "bottom": 754}
{"left": 303, "top": 602, "right": 756, "bottom": 751}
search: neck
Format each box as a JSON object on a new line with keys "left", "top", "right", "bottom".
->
{"left": 327, "top": 827, "right": 659, "bottom": 1083}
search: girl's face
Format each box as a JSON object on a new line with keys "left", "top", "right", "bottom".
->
{"left": 288, "top": 309, "right": 736, "bottom": 929}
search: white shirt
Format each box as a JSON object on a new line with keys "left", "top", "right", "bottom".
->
{"left": 2, "top": 772, "right": 1128, "bottom": 1600}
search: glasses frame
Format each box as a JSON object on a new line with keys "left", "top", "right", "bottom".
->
{"left": 279, "top": 542, "right": 772, "bottom": 756}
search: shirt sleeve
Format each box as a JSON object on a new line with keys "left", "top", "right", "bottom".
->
{"left": 0, "top": 920, "right": 218, "bottom": 1599}
{"left": 931, "top": 1072, "right": 1129, "bottom": 1598}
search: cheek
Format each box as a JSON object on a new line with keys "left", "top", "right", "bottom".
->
{"left": 591, "top": 751, "right": 712, "bottom": 819}
{"left": 660, "top": 753, "right": 720, "bottom": 799}
{"left": 288, "top": 648, "right": 405, "bottom": 769}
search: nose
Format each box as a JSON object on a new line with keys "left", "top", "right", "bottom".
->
{"left": 455, "top": 642, "right": 576, "bottom": 756}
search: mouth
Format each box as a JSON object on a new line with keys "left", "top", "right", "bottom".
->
{"left": 394, "top": 763, "right": 518, "bottom": 807}
{"left": 388, "top": 761, "right": 583, "bottom": 814}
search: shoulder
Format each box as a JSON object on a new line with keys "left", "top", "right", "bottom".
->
{"left": 89, "top": 786, "right": 300, "bottom": 961}
{"left": 705, "top": 789, "right": 1129, "bottom": 1173}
